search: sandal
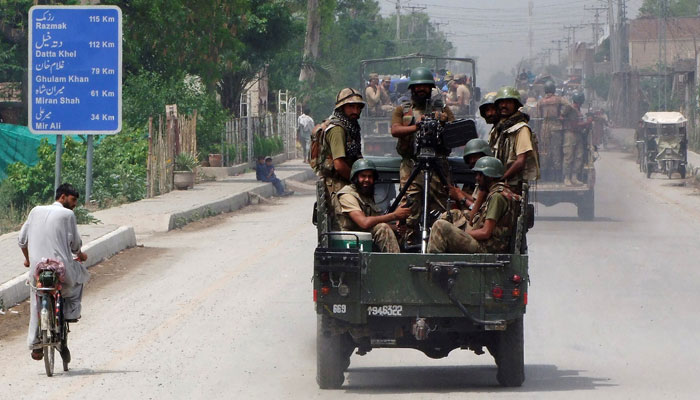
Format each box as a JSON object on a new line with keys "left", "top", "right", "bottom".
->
{"left": 31, "top": 349, "right": 44, "bottom": 361}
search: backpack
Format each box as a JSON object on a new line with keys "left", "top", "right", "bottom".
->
{"left": 309, "top": 119, "right": 332, "bottom": 173}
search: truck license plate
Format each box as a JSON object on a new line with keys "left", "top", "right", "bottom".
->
{"left": 367, "top": 305, "right": 403, "bottom": 317}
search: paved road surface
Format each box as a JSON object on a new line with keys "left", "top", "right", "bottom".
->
{"left": 1, "top": 151, "right": 699, "bottom": 399}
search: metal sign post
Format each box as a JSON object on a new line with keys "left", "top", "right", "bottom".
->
{"left": 29, "top": 5, "right": 122, "bottom": 199}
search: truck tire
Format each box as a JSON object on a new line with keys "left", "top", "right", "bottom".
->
{"left": 577, "top": 189, "right": 594, "bottom": 221}
{"left": 495, "top": 317, "right": 524, "bottom": 387}
{"left": 316, "top": 315, "right": 352, "bottom": 389}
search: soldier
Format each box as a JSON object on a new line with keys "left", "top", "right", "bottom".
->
{"left": 448, "top": 138, "right": 493, "bottom": 211}
{"left": 334, "top": 159, "right": 411, "bottom": 253}
{"left": 365, "top": 73, "right": 382, "bottom": 116}
{"left": 316, "top": 87, "right": 365, "bottom": 202}
{"left": 390, "top": 66, "right": 455, "bottom": 244}
{"left": 380, "top": 75, "right": 393, "bottom": 106}
{"left": 428, "top": 157, "right": 520, "bottom": 254}
{"left": 491, "top": 86, "right": 540, "bottom": 193}
{"left": 536, "top": 80, "right": 571, "bottom": 181}
{"left": 480, "top": 93, "right": 500, "bottom": 140}
{"left": 563, "top": 91, "right": 592, "bottom": 186}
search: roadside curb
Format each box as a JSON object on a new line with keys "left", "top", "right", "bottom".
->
{"left": 0, "top": 226, "right": 136, "bottom": 310}
{"left": 168, "top": 168, "right": 316, "bottom": 230}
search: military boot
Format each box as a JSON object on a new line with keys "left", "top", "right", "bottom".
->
{"left": 564, "top": 176, "right": 573, "bottom": 186}
{"left": 571, "top": 175, "right": 583, "bottom": 186}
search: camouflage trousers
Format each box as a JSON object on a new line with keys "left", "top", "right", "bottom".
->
{"left": 372, "top": 223, "right": 401, "bottom": 253}
{"left": 324, "top": 176, "right": 350, "bottom": 231}
{"left": 399, "top": 158, "right": 449, "bottom": 243}
{"left": 563, "top": 130, "right": 584, "bottom": 178}
{"left": 539, "top": 129, "right": 564, "bottom": 181}
{"left": 427, "top": 220, "right": 486, "bottom": 253}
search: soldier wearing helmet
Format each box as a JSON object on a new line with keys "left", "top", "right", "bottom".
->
{"left": 317, "top": 88, "right": 366, "bottom": 202}
{"left": 447, "top": 138, "right": 493, "bottom": 211}
{"left": 428, "top": 157, "right": 521, "bottom": 254}
{"left": 390, "top": 66, "right": 455, "bottom": 244}
{"left": 536, "top": 79, "right": 573, "bottom": 181}
{"left": 333, "top": 159, "right": 411, "bottom": 253}
{"left": 490, "top": 85, "right": 540, "bottom": 193}
{"left": 562, "top": 91, "right": 592, "bottom": 186}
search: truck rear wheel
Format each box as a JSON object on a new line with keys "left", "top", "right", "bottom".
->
{"left": 495, "top": 317, "right": 524, "bottom": 387}
{"left": 316, "top": 315, "right": 353, "bottom": 389}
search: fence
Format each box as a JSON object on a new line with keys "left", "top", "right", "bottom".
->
{"left": 147, "top": 111, "right": 198, "bottom": 197}
{"left": 221, "top": 90, "right": 297, "bottom": 166}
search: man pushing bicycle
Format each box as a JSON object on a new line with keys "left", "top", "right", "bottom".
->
{"left": 18, "top": 183, "right": 88, "bottom": 361}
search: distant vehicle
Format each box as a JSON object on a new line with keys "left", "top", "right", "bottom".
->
{"left": 312, "top": 156, "right": 531, "bottom": 389}
{"left": 358, "top": 53, "right": 480, "bottom": 156}
{"left": 529, "top": 115, "right": 597, "bottom": 220}
{"left": 637, "top": 112, "right": 688, "bottom": 179}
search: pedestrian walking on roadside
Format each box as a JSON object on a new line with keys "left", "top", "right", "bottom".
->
{"left": 298, "top": 107, "right": 314, "bottom": 162}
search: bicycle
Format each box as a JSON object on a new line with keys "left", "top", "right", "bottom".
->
{"left": 29, "top": 267, "right": 70, "bottom": 376}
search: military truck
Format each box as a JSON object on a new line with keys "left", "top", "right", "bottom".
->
{"left": 358, "top": 53, "right": 480, "bottom": 156}
{"left": 312, "top": 156, "right": 531, "bottom": 389}
{"left": 529, "top": 112, "right": 597, "bottom": 220}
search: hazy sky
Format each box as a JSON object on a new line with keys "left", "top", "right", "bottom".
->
{"left": 378, "top": 0, "right": 644, "bottom": 89}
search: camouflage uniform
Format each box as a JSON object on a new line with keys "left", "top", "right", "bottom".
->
{"left": 391, "top": 101, "right": 455, "bottom": 242}
{"left": 491, "top": 112, "right": 540, "bottom": 191}
{"left": 536, "top": 94, "right": 571, "bottom": 181}
{"left": 334, "top": 184, "right": 400, "bottom": 253}
{"left": 428, "top": 183, "right": 519, "bottom": 253}
{"left": 563, "top": 106, "right": 585, "bottom": 182}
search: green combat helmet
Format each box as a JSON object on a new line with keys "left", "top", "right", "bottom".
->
{"left": 407, "top": 67, "right": 435, "bottom": 88}
{"left": 478, "top": 93, "right": 497, "bottom": 118}
{"left": 543, "top": 80, "right": 556, "bottom": 94}
{"left": 350, "top": 158, "right": 378, "bottom": 181}
{"left": 472, "top": 156, "right": 505, "bottom": 178}
{"left": 572, "top": 91, "right": 585, "bottom": 105}
{"left": 494, "top": 86, "right": 523, "bottom": 108}
{"left": 463, "top": 138, "right": 493, "bottom": 160}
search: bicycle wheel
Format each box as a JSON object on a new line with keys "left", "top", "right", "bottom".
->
{"left": 42, "top": 330, "right": 54, "bottom": 377}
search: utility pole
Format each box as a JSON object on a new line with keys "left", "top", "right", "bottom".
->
{"left": 608, "top": 0, "right": 618, "bottom": 73}
{"left": 396, "top": 0, "right": 401, "bottom": 40}
{"left": 528, "top": 0, "right": 534, "bottom": 61}
{"left": 584, "top": 5, "right": 607, "bottom": 47}
{"left": 564, "top": 24, "right": 583, "bottom": 74}
{"left": 403, "top": 4, "right": 427, "bottom": 36}
{"left": 551, "top": 39, "right": 565, "bottom": 64}
{"left": 658, "top": 0, "right": 667, "bottom": 110}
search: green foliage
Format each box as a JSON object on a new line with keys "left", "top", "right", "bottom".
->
{"left": 587, "top": 74, "right": 611, "bottom": 100}
{"left": 639, "top": 0, "right": 700, "bottom": 17}
{"left": 267, "top": 0, "right": 455, "bottom": 122}
{"left": 253, "top": 135, "right": 284, "bottom": 157}
{"left": 174, "top": 152, "right": 199, "bottom": 172}
{"left": 122, "top": 70, "right": 230, "bottom": 155}
{"left": 4, "top": 128, "right": 148, "bottom": 211}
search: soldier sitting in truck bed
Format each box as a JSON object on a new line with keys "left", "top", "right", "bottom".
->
{"left": 333, "top": 159, "right": 411, "bottom": 253}
{"left": 428, "top": 157, "right": 520, "bottom": 254}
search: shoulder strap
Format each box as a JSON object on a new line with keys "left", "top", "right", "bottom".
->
{"left": 505, "top": 121, "right": 528, "bottom": 134}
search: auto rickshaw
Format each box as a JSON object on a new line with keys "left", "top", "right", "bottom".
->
{"left": 639, "top": 112, "right": 688, "bottom": 179}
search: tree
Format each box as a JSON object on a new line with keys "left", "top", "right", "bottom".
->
{"left": 639, "top": 0, "right": 700, "bottom": 17}
{"left": 299, "top": 0, "right": 321, "bottom": 85}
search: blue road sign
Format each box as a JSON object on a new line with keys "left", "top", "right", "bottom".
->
{"left": 29, "top": 6, "right": 122, "bottom": 135}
